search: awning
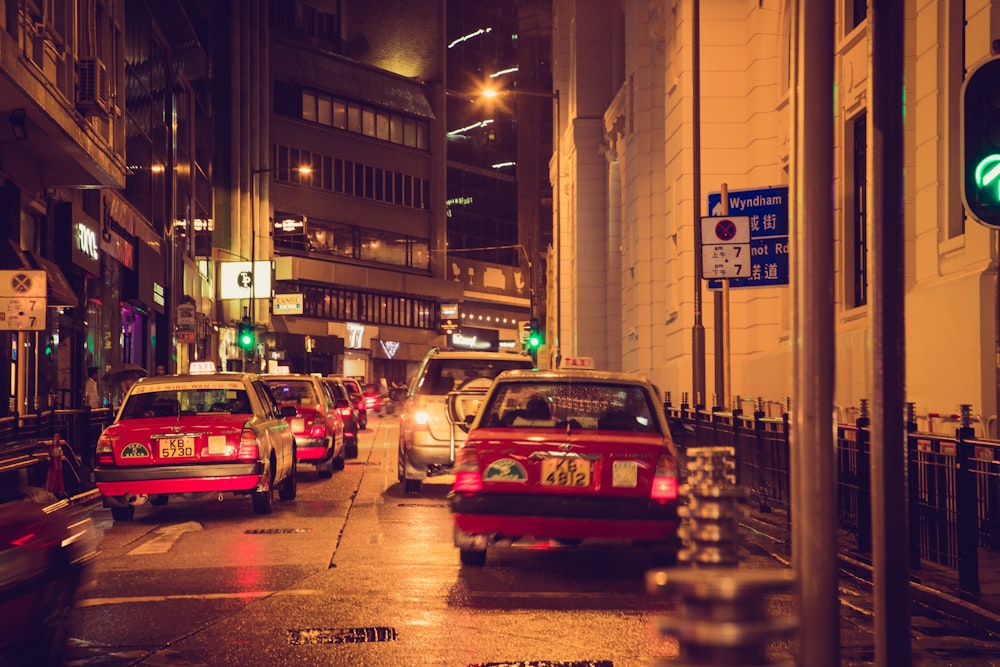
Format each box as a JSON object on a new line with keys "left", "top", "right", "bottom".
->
{"left": 4, "top": 240, "right": 80, "bottom": 308}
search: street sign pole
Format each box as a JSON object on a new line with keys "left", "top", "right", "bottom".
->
{"left": 721, "top": 184, "right": 731, "bottom": 411}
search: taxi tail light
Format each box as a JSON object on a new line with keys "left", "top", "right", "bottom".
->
{"left": 95, "top": 434, "right": 115, "bottom": 466}
{"left": 337, "top": 405, "right": 353, "bottom": 419}
{"left": 237, "top": 429, "right": 260, "bottom": 461}
{"left": 650, "top": 454, "right": 679, "bottom": 502}
{"left": 452, "top": 446, "right": 482, "bottom": 494}
{"left": 309, "top": 415, "right": 326, "bottom": 438}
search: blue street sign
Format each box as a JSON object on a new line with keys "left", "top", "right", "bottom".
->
{"left": 707, "top": 185, "right": 789, "bottom": 289}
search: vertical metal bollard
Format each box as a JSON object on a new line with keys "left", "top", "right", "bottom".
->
{"left": 678, "top": 446, "right": 741, "bottom": 567}
{"left": 647, "top": 446, "right": 798, "bottom": 665}
{"left": 647, "top": 569, "right": 797, "bottom": 666}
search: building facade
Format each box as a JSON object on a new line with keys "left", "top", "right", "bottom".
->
{"left": 552, "top": 0, "right": 1000, "bottom": 432}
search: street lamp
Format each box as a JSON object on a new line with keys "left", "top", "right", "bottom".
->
{"left": 478, "top": 84, "right": 560, "bottom": 366}
{"left": 248, "top": 164, "right": 311, "bottom": 368}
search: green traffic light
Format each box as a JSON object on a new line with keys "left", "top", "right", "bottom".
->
{"left": 974, "top": 155, "right": 1000, "bottom": 197}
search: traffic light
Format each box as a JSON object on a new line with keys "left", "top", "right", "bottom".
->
{"left": 237, "top": 317, "right": 255, "bottom": 352}
{"left": 962, "top": 57, "right": 1000, "bottom": 228}
{"left": 527, "top": 317, "right": 543, "bottom": 351}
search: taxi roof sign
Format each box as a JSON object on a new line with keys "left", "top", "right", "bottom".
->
{"left": 189, "top": 361, "right": 217, "bottom": 374}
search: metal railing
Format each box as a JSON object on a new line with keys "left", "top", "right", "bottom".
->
{"left": 0, "top": 408, "right": 114, "bottom": 498}
{"left": 665, "top": 396, "right": 1000, "bottom": 596}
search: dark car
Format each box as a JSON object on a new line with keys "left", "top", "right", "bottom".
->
{"left": 93, "top": 369, "right": 298, "bottom": 520}
{"left": 449, "top": 369, "right": 682, "bottom": 566}
{"left": 0, "top": 489, "right": 98, "bottom": 666}
{"left": 321, "top": 377, "right": 361, "bottom": 459}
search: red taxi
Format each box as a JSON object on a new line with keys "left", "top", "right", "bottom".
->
{"left": 262, "top": 373, "right": 346, "bottom": 478}
{"left": 93, "top": 369, "right": 297, "bottom": 520}
{"left": 449, "top": 369, "right": 682, "bottom": 566}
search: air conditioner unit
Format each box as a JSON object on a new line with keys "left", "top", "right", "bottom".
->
{"left": 77, "top": 58, "right": 109, "bottom": 114}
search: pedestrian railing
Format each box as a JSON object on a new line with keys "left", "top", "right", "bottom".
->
{"left": 666, "top": 396, "right": 1000, "bottom": 596}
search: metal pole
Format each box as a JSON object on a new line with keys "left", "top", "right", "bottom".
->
{"left": 792, "top": 1, "right": 838, "bottom": 665}
{"left": 691, "top": 0, "right": 705, "bottom": 407}
{"left": 869, "top": 0, "right": 910, "bottom": 663}
{"left": 721, "top": 184, "right": 730, "bottom": 411}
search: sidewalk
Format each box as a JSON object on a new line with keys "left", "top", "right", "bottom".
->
{"left": 742, "top": 508, "right": 1000, "bottom": 637}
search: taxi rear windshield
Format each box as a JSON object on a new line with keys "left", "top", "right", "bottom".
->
{"left": 264, "top": 380, "right": 318, "bottom": 405}
{"left": 120, "top": 389, "right": 252, "bottom": 419}
{"left": 478, "top": 382, "right": 659, "bottom": 433}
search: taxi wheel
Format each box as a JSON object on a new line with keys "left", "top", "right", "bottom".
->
{"left": 346, "top": 437, "right": 359, "bottom": 459}
{"left": 110, "top": 504, "right": 134, "bottom": 522}
{"left": 253, "top": 460, "right": 275, "bottom": 514}
{"left": 278, "top": 454, "right": 298, "bottom": 501}
{"left": 331, "top": 447, "right": 346, "bottom": 472}
{"left": 459, "top": 548, "right": 486, "bottom": 567}
{"left": 404, "top": 477, "right": 422, "bottom": 495}
{"left": 317, "top": 457, "right": 334, "bottom": 478}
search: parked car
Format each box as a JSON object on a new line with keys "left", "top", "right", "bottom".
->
{"left": 0, "top": 489, "right": 98, "bottom": 666}
{"left": 93, "top": 369, "right": 297, "bottom": 520}
{"left": 330, "top": 376, "right": 368, "bottom": 430}
{"left": 449, "top": 369, "right": 682, "bottom": 566}
{"left": 398, "top": 348, "right": 534, "bottom": 494}
{"left": 321, "top": 377, "right": 361, "bottom": 459}
{"left": 262, "top": 373, "right": 346, "bottom": 478}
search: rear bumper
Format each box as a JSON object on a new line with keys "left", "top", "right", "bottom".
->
{"left": 94, "top": 462, "right": 264, "bottom": 496}
{"left": 454, "top": 514, "right": 679, "bottom": 542}
{"left": 451, "top": 492, "right": 679, "bottom": 541}
{"left": 294, "top": 439, "right": 330, "bottom": 463}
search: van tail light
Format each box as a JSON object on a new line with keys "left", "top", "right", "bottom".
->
{"left": 338, "top": 406, "right": 353, "bottom": 419}
{"left": 237, "top": 429, "right": 260, "bottom": 461}
{"left": 650, "top": 454, "right": 679, "bottom": 502}
{"left": 309, "top": 415, "right": 326, "bottom": 438}
{"left": 95, "top": 433, "right": 115, "bottom": 466}
{"left": 410, "top": 409, "right": 431, "bottom": 431}
{"left": 452, "top": 446, "right": 482, "bottom": 494}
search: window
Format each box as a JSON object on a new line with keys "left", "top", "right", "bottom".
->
{"left": 849, "top": 113, "right": 867, "bottom": 308}
{"left": 302, "top": 91, "right": 317, "bottom": 122}
{"left": 318, "top": 95, "right": 332, "bottom": 126}
{"left": 333, "top": 100, "right": 347, "bottom": 129}
{"left": 376, "top": 111, "right": 390, "bottom": 141}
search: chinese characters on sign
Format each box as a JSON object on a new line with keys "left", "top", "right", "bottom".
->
{"left": 0, "top": 270, "right": 46, "bottom": 331}
{"left": 706, "top": 186, "right": 789, "bottom": 289}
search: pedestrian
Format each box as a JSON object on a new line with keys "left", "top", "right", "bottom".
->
{"left": 85, "top": 366, "right": 101, "bottom": 408}
{"left": 155, "top": 364, "right": 166, "bottom": 376}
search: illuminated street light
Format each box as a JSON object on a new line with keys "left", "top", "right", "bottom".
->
{"left": 247, "top": 164, "right": 312, "bottom": 367}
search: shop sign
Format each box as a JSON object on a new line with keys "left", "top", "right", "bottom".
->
{"left": 153, "top": 282, "right": 165, "bottom": 308}
{"left": 346, "top": 322, "right": 365, "bottom": 348}
{"left": 177, "top": 304, "right": 196, "bottom": 325}
{"left": 176, "top": 329, "right": 196, "bottom": 344}
{"left": 439, "top": 303, "right": 459, "bottom": 331}
{"left": 219, "top": 261, "right": 271, "bottom": 299}
{"left": 380, "top": 340, "right": 399, "bottom": 359}
{"left": 273, "top": 293, "right": 303, "bottom": 314}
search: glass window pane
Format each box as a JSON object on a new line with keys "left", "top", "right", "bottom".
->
{"left": 318, "top": 96, "right": 332, "bottom": 125}
{"left": 363, "top": 108, "right": 376, "bottom": 136}
{"left": 302, "top": 91, "right": 317, "bottom": 122}
{"left": 333, "top": 100, "right": 347, "bottom": 129}
{"left": 376, "top": 112, "right": 390, "bottom": 140}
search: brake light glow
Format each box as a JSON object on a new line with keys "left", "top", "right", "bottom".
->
{"left": 95, "top": 434, "right": 115, "bottom": 466}
{"left": 650, "top": 454, "right": 679, "bottom": 502}
{"left": 237, "top": 429, "right": 260, "bottom": 461}
{"left": 309, "top": 415, "right": 326, "bottom": 438}
{"left": 452, "top": 446, "right": 482, "bottom": 493}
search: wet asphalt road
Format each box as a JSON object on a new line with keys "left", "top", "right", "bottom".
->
{"left": 63, "top": 413, "right": 1000, "bottom": 666}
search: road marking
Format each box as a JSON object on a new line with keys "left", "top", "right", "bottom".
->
{"left": 127, "top": 521, "right": 203, "bottom": 555}
{"left": 77, "top": 589, "right": 326, "bottom": 608}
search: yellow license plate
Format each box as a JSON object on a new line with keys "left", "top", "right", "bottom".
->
{"left": 540, "top": 457, "right": 591, "bottom": 487}
{"left": 158, "top": 437, "right": 195, "bottom": 458}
